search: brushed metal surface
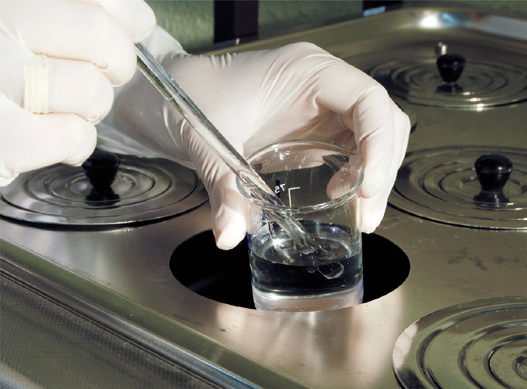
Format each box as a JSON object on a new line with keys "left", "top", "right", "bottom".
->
{"left": 1, "top": 8, "right": 526, "bottom": 388}
{"left": 0, "top": 156, "right": 208, "bottom": 226}
{"left": 392, "top": 296, "right": 527, "bottom": 388}
{"left": 391, "top": 146, "right": 527, "bottom": 229}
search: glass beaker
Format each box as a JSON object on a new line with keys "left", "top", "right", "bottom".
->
{"left": 237, "top": 139, "right": 364, "bottom": 312}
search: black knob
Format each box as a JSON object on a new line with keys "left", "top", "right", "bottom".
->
{"left": 82, "top": 149, "right": 120, "bottom": 190}
{"left": 475, "top": 154, "right": 513, "bottom": 192}
{"left": 437, "top": 54, "right": 466, "bottom": 84}
{"left": 82, "top": 150, "right": 121, "bottom": 205}
{"left": 473, "top": 154, "right": 512, "bottom": 207}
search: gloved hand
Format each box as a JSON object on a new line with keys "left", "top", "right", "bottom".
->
{"left": 102, "top": 27, "right": 410, "bottom": 249}
{"left": 0, "top": 0, "right": 156, "bottom": 186}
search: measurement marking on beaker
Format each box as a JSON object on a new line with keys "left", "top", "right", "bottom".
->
{"left": 288, "top": 187, "right": 300, "bottom": 207}
{"left": 275, "top": 181, "right": 286, "bottom": 196}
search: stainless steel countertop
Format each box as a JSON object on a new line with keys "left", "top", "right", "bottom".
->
{"left": 1, "top": 8, "right": 526, "bottom": 388}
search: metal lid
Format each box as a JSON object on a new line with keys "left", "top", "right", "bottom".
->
{"left": 390, "top": 146, "right": 527, "bottom": 230}
{"left": 370, "top": 58, "right": 527, "bottom": 108}
{"left": 393, "top": 296, "right": 527, "bottom": 389}
{"left": 0, "top": 155, "right": 208, "bottom": 226}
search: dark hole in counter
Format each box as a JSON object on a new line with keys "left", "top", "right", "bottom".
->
{"left": 170, "top": 231, "right": 409, "bottom": 310}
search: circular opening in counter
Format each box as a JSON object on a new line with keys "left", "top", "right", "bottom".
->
{"left": 170, "top": 231, "right": 410, "bottom": 310}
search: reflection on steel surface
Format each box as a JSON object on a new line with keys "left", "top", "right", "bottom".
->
{"left": 1, "top": 8, "right": 526, "bottom": 388}
{"left": 371, "top": 59, "right": 527, "bottom": 108}
{"left": 0, "top": 155, "right": 208, "bottom": 225}
{"left": 391, "top": 146, "right": 527, "bottom": 230}
{"left": 393, "top": 296, "right": 527, "bottom": 389}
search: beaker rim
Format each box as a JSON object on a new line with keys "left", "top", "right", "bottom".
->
{"left": 236, "top": 139, "right": 364, "bottom": 212}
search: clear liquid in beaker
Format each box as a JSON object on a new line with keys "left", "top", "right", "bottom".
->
{"left": 249, "top": 221, "right": 363, "bottom": 311}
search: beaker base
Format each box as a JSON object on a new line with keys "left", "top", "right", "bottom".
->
{"left": 253, "top": 279, "right": 364, "bottom": 312}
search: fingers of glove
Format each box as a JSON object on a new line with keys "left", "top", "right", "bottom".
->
{"left": 351, "top": 86, "right": 396, "bottom": 199}
{"left": 90, "top": 0, "right": 156, "bottom": 43}
{"left": 0, "top": 1, "right": 148, "bottom": 86}
{"left": 309, "top": 54, "right": 410, "bottom": 199}
{"left": 0, "top": 39, "right": 114, "bottom": 123}
{"left": 313, "top": 61, "right": 396, "bottom": 198}
{"left": 0, "top": 97, "right": 97, "bottom": 183}
{"left": 391, "top": 100, "right": 411, "bottom": 168}
{"left": 287, "top": 45, "right": 410, "bottom": 232}
{"left": 356, "top": 178, "right": 394, "bottom": 233}
{"left": 181, "top": 128, "right": 248, "bottom": 250}
{"left": 46, "top": 57, "right": 114, "bottom": 123}
{"left": 209, "top": 173, "right": 248, "bottom": 250}
{"left": 2, "top": 49, "right": 114, "bottom": 123}
{"left": 355, "top": 102, "right": 409, "bottom": 232}
{"left": 238, "top": 43, "right": 402, "bottom": 200}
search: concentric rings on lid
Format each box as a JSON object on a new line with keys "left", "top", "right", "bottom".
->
{"left": 370, "top": 58, "right": 527, "bottom": 108}
{"left": 393, "top": 296, "right": 527, "bottom": 389}
{"left": 0, "top": 155, "right": 207, "bottom": 226}
{"left": 390, "top": 146, "right": 527, "bottom": 229}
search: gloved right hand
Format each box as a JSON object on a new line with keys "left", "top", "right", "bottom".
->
{"left": 100, "top": 28, "right": 410, "bottom": 250}
{"left": 0, "top": 0, "right": 156, "bottom": 186}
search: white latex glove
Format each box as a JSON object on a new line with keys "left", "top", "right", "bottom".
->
{"left": 102, "top": 28, "right": 410, "bottom": 249}
{"left": 0, "top": 0, "right": 156, "bottom": 186}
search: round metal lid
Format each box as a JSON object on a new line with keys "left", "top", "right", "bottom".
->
{"left": 0, "top": 155, "right": 208, "bottom": 226}
{"left": 370, "top": 58, "right": 527, "bottom": 108}
{"left": 390, "top": 146, "right": 527, "bottom": 230}
{"left": 393, "top": 296, "right": 527, "bottom": 389}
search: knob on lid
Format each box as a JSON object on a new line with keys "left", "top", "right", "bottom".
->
{"left": 437, "top": 54, "right": 466, "bottom": 84}
{"left": 475, "top": 154, "right": 513, "bottom": 192}
{"left": 82, "top": 149, "right": 120, "bottom": 191}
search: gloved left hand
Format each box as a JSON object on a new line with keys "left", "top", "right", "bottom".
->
{"left": 101, "top": 27, "right": 410, "bottom": 249}
{"left": 0, "top": 0, "right": 155, "bottom": 186}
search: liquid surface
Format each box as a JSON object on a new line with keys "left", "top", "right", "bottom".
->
{"left": 249, "top": 222, "right": 363, "bottom": 311}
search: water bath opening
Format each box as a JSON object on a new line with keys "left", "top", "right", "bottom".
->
{"left": 170, "top": 231, "right": 409, "bottom": 310}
